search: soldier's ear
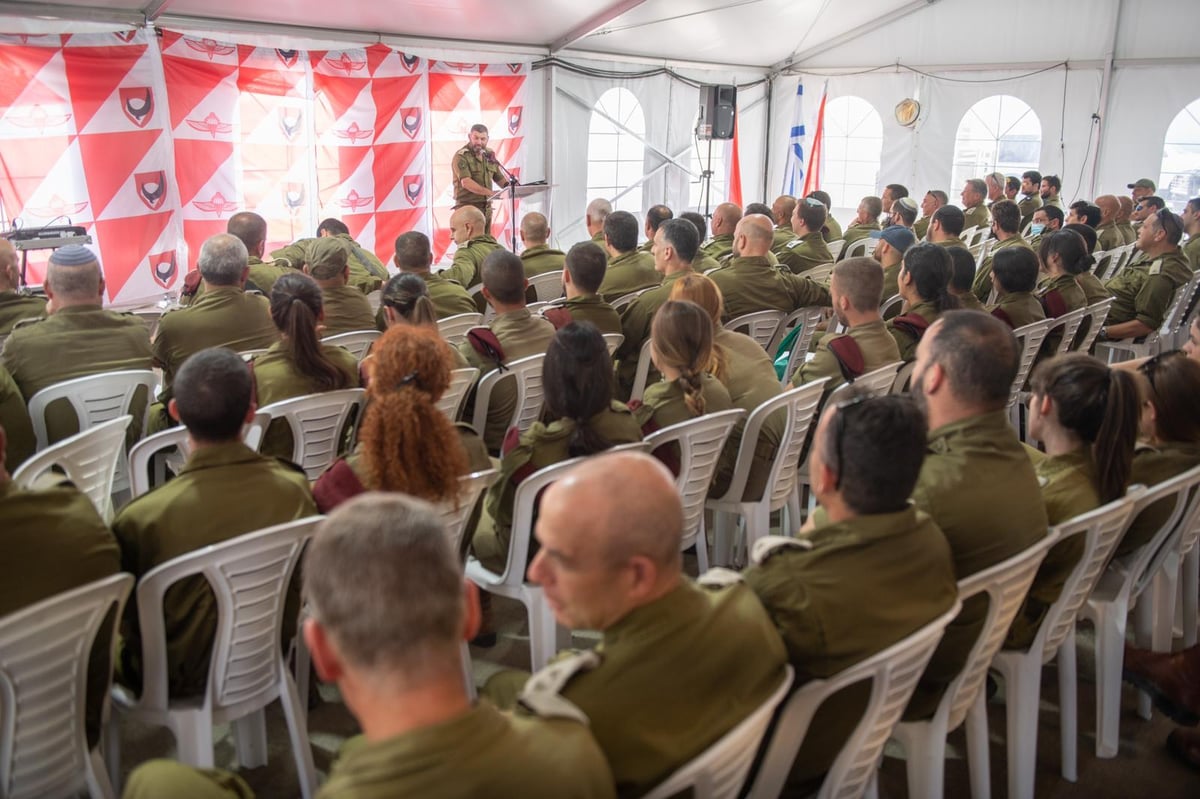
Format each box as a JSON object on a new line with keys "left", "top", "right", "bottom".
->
{"left": 304, "top": 618, "right": 344, "bottom": 683}
{"left": 167, "top": 399, "right": 181, "bottom": 423}
{"left": 462, "top": 581, "right": 482, "bottom": 642}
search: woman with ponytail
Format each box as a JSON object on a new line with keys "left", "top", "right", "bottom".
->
{"left": 374, "top": 273, "right": 469, "bottom": 369}
{"left": 312, "top": 325, "right": 488, "bottom": 514}
{"left": 1006, "top": 352, "right": 1140, "bottom": 648}
{"left": 473, "top": 322, "right": 641, "bottom": 572}
{"left": 887, "top": 242, "right": 960, "bottom": 361}
{"left": 1036, "top": 229, "right": 1094, "bottom": 353}
{"left": 254, "top": 272, "right": 360, "bottom": 460}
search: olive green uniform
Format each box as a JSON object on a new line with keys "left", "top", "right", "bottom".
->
{"left": 251, "top": 342, "right": 360, "bottom": 461}
{"left": 421, "top": 271, "right": 478, "bottom": 319}
{"left": 1103, "top": 249, "right": 1192, "bottom": 331}
{"left": 935, "top": 235, "right": 966, "bottom": 249}
{"left": 1, "top": 362, "right": 35, "bottom": 468}
{"left": 771, "top": 224, "right": 797, "bottom": 253}
{"left": 457, "top": 308, "right": 556, "bottom": 452}
{"left": 488, "top": 581, "right": 788, "bottom": 799}
{"left": 151, "top": 286, "right": 278, "bottom": 429}
{"left": 543, "top": 294, "right": 622, "bottom": 335}
{"left": 521, "top": 244, "right": 566, "bottom": 278}
{"left": 183, "top": 256, "right": 294, "bottom": 307}
{"left": 1038, "top": 273, "right": 1089, "bottom": 352}
{"left": 962, "top": 203, "right": 990, "bottom": 233}
{"left": 692, "top": 252, "right": 721, "bottom": 273}
{"left": 745, "top": 506, "right": 958, "bottom": 788}
{"left": 777, "top": 231, "right": 833, "bottom": 275}
{"left": 987, "top": 291, "right": 1046, "bottom": 330}
{"left": 913, "top": 216, "right": 932, "bottom": 241}
{"left": 822, "top": 215, "right": 844, "bottom": 243}
{"left": 112, "top": 441, "right": 316, "bottom": 698}
{"left": 1006, "top": 449, "right": 1101, "bottom": 649}
{"left": 886, "top": 299, "right": 940, "bottom": 362}
{"left": 708, "top": 255, "right": 831, "bottom": 320}
{"left": 0, "top": 289, "right": 46, "bottom": 335}
{"left": 598, "top": 250, "right": 659, "bottom": 304}
{"left": 1018, "top": 193, "right": 1042, "bottom": 229}
{"left": 881, "top": 263, "right": 903, "bottom": 307}
{"left": 271, "top": 236, "right": 386, "bottom": 294}
{"left": 1096, "top": 222, "right": 1124, "bottom": 253}
{"left": 698, "top": 233, "right": 734, "bottom": 263}
{"left": 795, "top": 320, "right": 901, "bottom": 394}
{"left": 711, "top": 328, "right": 786, "bottom": 501}
{"left": 452, "top": 144, "right": 507, "bottom": 230}
{"left": 1183, "top": 236, "right": 1200, "bottom": 270}
{"left": 634, "top": 373, "right": 733, "bottom": 434}
{"left": 441, "top": 234, "right": 503, "bottom": 293}
{"left": 972, "top": 235, "right": 1032, "bottom": 303}
{"left": 1117, "top": 441, "right": 1200, "bottom": 558}
{"left": 955, "top": 292, "right": 985, "bottom": 311}
{"left": 478, "top": 402, "right": 642, "bottom": 571}
{"left": 838, "top": 221, "right": 880, "bottom": 257}
{"left": 1, "top": 475, "right": 120, "bottom": 746}
{"left": 1118, "top": 222, "right": 1136, "bottom": 246}
{"left": 1045, "top": 196, "right": 1064, "bottom": 211}
{"left": 1076, "top": 270, "right": 1111, "bottom": 305}
{"left": 906, "top": 410, "right": 1048, "bottom": 718}
{"left": 320, "top": 283, "right": 376, "bottom": 335}
{"left": 614, "top": 270, "right": 685, "bottom": 400}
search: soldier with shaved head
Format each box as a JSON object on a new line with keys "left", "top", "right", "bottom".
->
{"left": 1116, "top": 195, "right": 1137, "bottom": 245}
{"left": 697, "top": 202, "right": 742, "bottom": 263}
{"left": 708, "top": 214, "right": 830, "bottom": 319}
{"left": 442, "top": 205, "right": 502, "bottom": 297}
{"left": 1094, "top": 195, "right": 1124, "bottom": 252}
{"left": 770, "top": 194, "right": 799, "bottom": 252}
{"left": 519, "top": 211, "right": 566, "bottom": 279}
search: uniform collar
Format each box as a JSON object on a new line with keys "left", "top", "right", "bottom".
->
{"left": 47, "top": 303, "right": 104, "bottom": 315}
{"left": 609, "top": 250, "right": 643, "bottom": 266}
{"left": 467, "top": 234, "right": 499, "bottom": 247}
{"left": 727, "top": 255, "right": 772, "bottom": 269}
{"left": 180, "top": 440, "right": 267, "bottom": 474}
{"left": 560, "top": 293, "right": 604, "bottom": 308}
{"left": 492, "top": 307, "right": 534, "bottom": 328}
{"left": 927, "top": 409, "right": 1011, "bottom": 454}
{"left": 602, "top": 581, "right": 702, "bottom": 650}
{"left": 809, "top": 504, "right": 925, "bottom": 546}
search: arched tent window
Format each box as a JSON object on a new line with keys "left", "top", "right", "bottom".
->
{"left": 1160, "top": 98, "right": 1200, "bottom": 206}
{"left": 587, "top": 88, "right": 646, "bottom": 216}
{"left": 822, "top": 96, "right": 883, "bottom": 210}
{"left": 951, "top": 95, "right": 1041, "bottom": 193}
{"left": 688, "top": 116, "right": 727, "bottom": 213}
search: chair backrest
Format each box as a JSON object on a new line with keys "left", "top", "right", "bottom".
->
{"left": 0, "top": 573, "right": 134, "bottom": 799}
{"left": 438, "top": 367, "right": 480, "bottom": 422}
{"left": 438, "top": 469, "right": 500, "bottom": 558}
{"left": 1033, "top": 492, "right": 1142, "bottom": 661}
{"left": 879, "top": 293, "right": 904, "bottom": 320}
{"left": 365, "top": 289, "right": 382, "bottom": 313}
{"left": 321, "top": 329, "right": 381, "bottom": 361}
{"left": 126, "top": 411, "right": 272, "bottom": 498}
{"left": 1048, "top": 306, "right": 1088, "bottom": 356}
{"left": 437, "top": 313, "right": 483, "bottom": 346}
{"left": 602, "top": 332, "right": 624, "bottom": 357}
{"left": 611, "top": 288, "right": 651, "bottom": 313}
{"left": 803, "top": 263, "right": 836, "bottom": 285}
{"left": 496, "top": 456, "right": 585, "bottom": 583}
{"left": 773, "top": 307, "right": 827, "bottom": 384}
{"left": 890, "top": 360, "right": 917, "bottom": 394}
{"left": 130, "top": 517, "right": 321, "bottom": 714}
{"left": 1007, "top": 319, "right": 1052, "bottom": 409}
{"left": 1159, "top": 274, "right": 1200, "bottom": 340}
{"left": 826, "top": 239, "right": 846, "bottom": 261}
{"left": 259, "top": 388, "right": 366, "bottom": 480}
{"left": 725, "top": 310, "right": 786, "bottom": 351}
{"left": 629, "top": 339, "right": 655, "bottom": 402}
{"left": 644, "top": 409, "right": 746, "bottom": 554}
{"left": 1073, "top": 297, "right": 1114, "bottom": 353}
{"left": 746, "top": 600, "right": 963, "bottom": 799}
{"left": 26, "top": 369, "right": 156, "bottom": 449}
{"left": 1127, "top": 465, "right": 1200, "bottom": 603}
{"left": 527, "top": 270, "right": 564, "bottom": 303}
{"left": 471, "top": 353, "right": 547, "bottom": 439}
{"left": 959, "top": 225, "right": 979, "bottom": 244}
{"left": 1093, "top": 250, "right": 1116, "bottom": 281}
{"left": 711, "top": 380, "right": 829, "bottom": 512}
{"left": 826, "top": 361, "right": 903, "bottom": 406}
{"left": 11, "top": 415, "right": 132, "bottom": 522}
{"left": 940, "top": 532, "right": 1056, "bottom": 731}
{"left": 643, "top": 667, "right": 795, "bottom": 799}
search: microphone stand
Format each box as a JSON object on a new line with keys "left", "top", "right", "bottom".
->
{"left": 489, "top": 154, "right": 520, "bottom": 251}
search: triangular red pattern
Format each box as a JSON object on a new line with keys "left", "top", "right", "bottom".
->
{"left": 159, "top": 30, "right": 184, "bottom": 51}
{"left": 373, "top": 208, "right": 424, "bottom": 264}
{"left": 0, "top": 45, "right": 62, "bottom": 112}
{"left": 336, "top": 141, "right": 372, "bottom": 183}
{"left": 372, "top": 141, "right": 423, "bottom": 205}
{"left": 161, "top": 53, "right": 238, "bottom": 130}
{"left": 428, "top": 72, "right": 472, "bottom": 113}
{"left": 89, "top": 210, "right": 172, "bottom": 298}
{"left": 479, "top": 75, "right": 524, "bottom": 112}
{"left": 342, "top": 212, "right": 373, "bottom": 242}
{"left": 0, "top": 136, "right": 72, "bottom": 210}
{"left": 76, "top": 129, "right": 161, "bottom": 218}
{"left": 182, "top": 219, "right": 228, "bottom": 270}
{"left": 371, "top": 74, "right": 419, "bottom": 142}
{"left": 365, "top": 43, "right": 392, "bottom": 77}
{"left": 238, "top": 63, "right": 305, "bottom": 97}
{"left": 62, "top": 44, "right": 147, "bottom": 132}
{"left": 172, "top": 139, "right": 233, "bottom": 206}
{"left": 494, "top": 137, "right": 523, "bottom": 164}
{"left": 314, "top": 73, "right": 370, "bottom": 124}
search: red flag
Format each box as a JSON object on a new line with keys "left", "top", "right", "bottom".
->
{"left": 802, "top": 83, "right": 827, "bottom": 197}
{"left": 727, "top": 115, "right": 742, "bottom": 207}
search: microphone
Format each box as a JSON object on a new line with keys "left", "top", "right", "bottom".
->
{"left": 484, "top": 149, "right": 498, "bottom": 163}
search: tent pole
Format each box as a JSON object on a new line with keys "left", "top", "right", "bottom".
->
{"left": 1088, "top": 0, "right": 1122, "bottom": 197}
{"left": 762, "top": 76, "right": 773, "bottom": 204}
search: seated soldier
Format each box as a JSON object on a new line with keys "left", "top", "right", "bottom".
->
{"left": 519, "top": 211, "right": 566, "bottom": 277}
{"left": 807, "top": 190, "right": 843, "bottom": 242}
{"left": 181, "top": 212, "right": 295, "bottom": 306}
{"left": 442, "top": 206, "right": 503, "bottom": 296}
{"left": 708, "top": 214, "right": 830, "bottom": 319}
{"left": 946, "top": 246, "right": 985, "bottom": 311}
{"left": 457, "top": 250, "right": 556, "bottom": 452}
{"left": 484, "top": 451, "right": 788, "bottom": 798}
{"left": 2, "top": 245, "right": 153, "bottom": 445}
{"left": 795, "top": 257, "right": 901, "bottom": 394}
{"left": 837, "top": 195, "right": 883, "bottom": 257}
{"left": 905, "top": 311, "right": 1048, "bottom": 719}
{"left": 1027, "top": 203, "right": 1064, "bottom": 249}
{"left": 112, "top": 347, "right": 317, "bottom": 698}
{"left": 986, "top": 247, "right": 1047, "bottom": 330}
{"left": 769, "top": 194, "right": 798, "bottom": 253}
{"left": 376, "top": 273, "right": 469, "bottom": 369}
{"left": 0, "top": 238, "right": 45, "bottom": 335}
{"left": 640, "top": 204, "right": 673, "bottom": 253}
{"left": 542, "top": 242, "right": 622, "bottom": 334}
{"left": 122, "top": 493, "right": 615, "bottom": 799}
{"left": 679, "top": 211, "right": 722, "bottom": 272}
{"left": 972, "top": 199, "right": 1031, "bottom": 303}
{"left": 303, "top": 236, "right": 376, "bottom": 336}
{"left": 928, "top": 205, "right": 967, "bottom": 248}
{"left": 387, "top": 231, "right": 477, "bottom": 323}
{"left": 744, "top": 394, "right": 957, "bottom": 792}
{"left": 1099, "top": 209, "right": 1191, "bottom": 343}
{"left": 1063, "top": 223, "right": 1111, "bottom": 304}
{"left": 886, "top": 242, "right": 960, "bottom": 362}
{"left": 150, "top": 234, "right": 278, "bottom": 431}
{"left": 0, "top": 365, "right": 34, "bottom": 468}
{"left": 777, "top": 197, "right": 833, "bottom": 275}
{"left": 598, "top": 211, "right": 660, "bottom": 303}
{"left": 1036, "top": 229, "right": 1092, "bottom": 318}
{"left": 271, "top": 217, "right": 387, "bottom": 294}
{"left": 697, "top": 202, "right": 741, "bottom": 262}
{"left": 914, "top": 190, "right": 948, "bottom": 241}
{"left": 872, "top": 224, "right": 916, "bottom": 309}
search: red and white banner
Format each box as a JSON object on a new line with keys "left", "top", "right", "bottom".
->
{"left": 0, "top": 29, "right": 527, "bottom": 304}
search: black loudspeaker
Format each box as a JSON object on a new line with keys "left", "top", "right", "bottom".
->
{"left": 697, "top": 84, "right": 736, "bottom": 141}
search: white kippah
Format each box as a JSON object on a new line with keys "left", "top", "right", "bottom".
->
{"left": 48, "top": 244, "right": 97, "bottom": 266}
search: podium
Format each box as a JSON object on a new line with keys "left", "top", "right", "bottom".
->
{"left": 491, "top": 182, "right": 554, "bottom": 251}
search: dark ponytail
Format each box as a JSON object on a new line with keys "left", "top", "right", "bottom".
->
{"left": 1039, "top": 229, "right": 1095, "bottom": 276}
{"left": 270, "top": 272, "right": 350, "bottom": 391}
{"left": 542, "top": 322, "right": 616, "bottom": 457}
{"left": 903, "top": 242, "right": 960, "bottom": 313}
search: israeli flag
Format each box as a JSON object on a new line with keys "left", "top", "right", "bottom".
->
{"left": 783, "top": 81, "right": 805, "bottom": 196}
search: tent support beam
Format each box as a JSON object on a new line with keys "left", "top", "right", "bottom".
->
{"left": 0, "top": 1, "right": 142, "bottom": 26}
{"left": 550, "top": 0, "right": 652, "bottom": 54}
{"left": 770, "top": 0, "right": 940, "bottom": 75}
{"left": 142, "top": 0, "right": 174, "bottom": 22}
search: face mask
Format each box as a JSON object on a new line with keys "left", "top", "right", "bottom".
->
{"left": 1030, "top": 223, "right": 1046, "bottom": 236}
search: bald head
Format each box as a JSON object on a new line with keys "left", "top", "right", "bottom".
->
{"left": 712, "top": 202, "right": 743, "bottom": 236}
{"left": 1117, "top": 195, "right": 1134, "bottom": 222}
{"left": 226, "top": 211, "right": 267, "bottom": 257}
{"left": 772, "top": 195, "right": 797, "bottom": 227}
{"left": 1095, "top": 195, "right": 1118, "bottom": 225}
{"left": 450, "top": 206, "right": 485, "bottom": 245}
{"left": 0, "top": 239, "right": 17, "bottom": 290}
{"left": 520, "top": 212, "right": 549, "bottom": 245}
{"left": 735, "top": 214, "right": 774, "bottom": 257}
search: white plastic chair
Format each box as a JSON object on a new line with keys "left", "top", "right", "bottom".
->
{"left": 1077, "top": 464, "right": 1200, "bottom": 758}
{"left": 643, "top": 667, "right": 795, "bottom": 799}
{"left": 1073, "top": 297, "right": 1114, "bottom": 353}
{"left": 258, "top": 388, "right": 366, "bottom": 480}
{"left": 0, "top": 573, "right": 133, "bottom": 799}
{"left": 803, "top": 262, "right": 835, "bottom": 284}
{"left": 321, "top": 329, "right": 381, "bottom": 361}
{"left": 629, "top": 339, "right": 655, "bottom": 402}
{"left": 126, "top": 412, "right": 272, "bottom": 498}
{"left": 1006, "top": 319, "right": 1052, "bottom": 422}
{"left": 1092, "top": 250, "right": 1116, "bottom": 282}
{"left": 843, "top": 238, "right": 877, "bottom": 259}
{"left": 959, "top": 225, "right": 980, "bottom": 246}
{"left": 644, "top": 409, "right": 745, "bottom": 572}
{"left": 438, "top": 468, "right": 500, "bottom": 558}
{"left": 890, "top": 360, "right": 917, "bottom": 394}
{"left": 438, "top": 367, "right": 480, "bottom": 422}
{"left": 527, "top": 270, "right": 564, "bottom": 303}
{"left": 471, "top": 353, "right": 546, "bottom": 440}
{"left": 879, "top": 293, "right": 904, "bottom": 320}
{"left": 12, "top": 415, "right": 132, "bottom": 523}
{"left": 707, "top": 380, "right": 829, "bottom": 567}
{"left": 437, "top": 312, "right": 483, "bottom": 346}
{"left": 768, "top": 306, "right": 825, "bottom": 359}
{"left": 982, "top": 494, "right": 1140, "bottom": 797}
{"left": 26, "top": 369, "right": 155, "bottom": 450}
{"left": 365, "top": 289, "right": 382, "bottom": 313}
{"left": 746, "top": 600, "right": 963, "bottom": 799}
{"left": 1047, "top": 305, "right": 1088, "bottom": 356}
{"left": 725, "top": 310, "right": 786, "bottom": 351}
{"left": 1095, "top": 273, "right": 1198, "bottom": 363}
{"left": 602, "top": 332, "right": 624, "bottom": 357}
{"left": 105, "top": 518, "right": 321, "bottom": 798}
{"left": 890, "top": 532, "right": 1057, "bottom": 799}
{"left": 826, "top": 239, "right": 846, "bottom": 261}
{"left": 611, "top": 287, "right": 652, "bottom": 313}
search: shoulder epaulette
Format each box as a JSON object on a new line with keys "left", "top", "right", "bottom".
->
{"left": 518, "top": 650, "right": 601, "bottom": 725}
{"left": 541, "top": 307, "right": 573, "bottom": 330}
{"left": 180, "top": 270, "right": 203, "bottom": 297}
{"left": 1040, "top": 289, "right": 1068, "bottom": 318}
{"left": 466, "top": 327, "right": 506, "bottom": 369}
{"left": 990, "top": 307, "right": 1016, "bottom": 329}
{"left": 890, "top": 313, "right": 930, "bottom": 340}
{"left": 9, "top": 315, "right": 45, "bottom": 331}
{"left": 828, "top": 335, "right": 866, "bottom": 381}
{"left": 751, "top": 535, "right": 814, "bottom": 565}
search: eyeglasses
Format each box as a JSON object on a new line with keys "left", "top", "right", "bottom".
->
{"left": 832, "top": 393, "right": 872, "bottom": 490}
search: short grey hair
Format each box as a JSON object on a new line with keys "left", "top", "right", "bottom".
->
{"left": 46, "top": 256, "right": 102, "bottom": 300}
{"left": 303, "top": 493, "right": 463, "bottom": 676}
{"left": 198, "top": 233, "right": 249, "bottom": 286}
{"left": 586, "top": 197, "right": 612, "bottom": 225}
